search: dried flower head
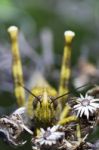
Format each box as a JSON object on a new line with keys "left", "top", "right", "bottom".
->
{"left": 73, "top": 94, "right": 99, "bottom": 119}
{"left": 0, "top": 107, "right": 33, "bottom": 146}
{"left": 33, "top": 125, "right": 65, "bottom": 147}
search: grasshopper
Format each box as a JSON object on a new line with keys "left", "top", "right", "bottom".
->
{"left": 7, "top": 26, "right": 76, "bottom": 127}
{"left": 0, "top": 26, "right": 98, "bottom": 150}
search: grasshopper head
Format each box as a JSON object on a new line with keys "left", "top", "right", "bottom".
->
{"left": 27, "top": 87, "right": 58, "bottom": 126}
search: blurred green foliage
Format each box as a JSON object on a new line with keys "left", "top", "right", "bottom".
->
{"left": 0, "top": 0, "right": 99, "bottom": 115}
{"left": 0, "top": 0, "right": 99, "bottom": 149}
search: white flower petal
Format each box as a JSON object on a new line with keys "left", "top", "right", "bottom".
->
{"left": 47, "top": 141, "right": 53, "bottom": 146}
{"left": 48, "top": 132, "right": 64, "bottom": 140}
{"left": 80, "top": 107, "right": 85, "bottom": 117}
{"left": 84, "top": 107, "right": 89, "bottom": 119}
{"left": 40, "top": 140, "right": 46, "bottom": 145}
{"left": 40, "top": 128, "right": 45, "bottom": 134}
{"left": 73, "top": 104, "right": 81, "bottom": 109}
{"left": 45, "top": 140, "right": 49, "bottom": 145}
{"left": 47, "top": 127, "right": 51, "bottom": 131}
{"left": 88, "top": 105, "right": 98, "bottom": 113}
{"left": 87, "top": 106, "right": 94, "bottom": 113}
{"left": 90, "top": 103, "right": 99, "bottom": 108}
{"left": 21, "top": 124, "right": 33, "bottom": 135}
{"left": 35, "top": 125, "right": 65, "bottom": 147}
{"left": 85, "top": 94, "right": 93, "bottom": 100}
{"left": 74, "top": 106, "right": 83, "bottom": 111}
{"left": 35, "top": 138, "right": 43, "bottom": 143}
{"left": 73, "top": 93, "right": 99, "bottom": 119}
{"left": 52, "top": 140, "right": 56, "bottom": 144}
{"left": 88, "top": 96, "right": 94, "bottom": 99}
{"left": 51, "top": 125, "right": 59, "bottom": 132}
{"left": 13, "top": 107, "right": 26, "bottom": 115}
{"left": 76, "top": 98, "right": 82, "bottom": 102}
{"left": 90, "top": 99, "right": 99, "bottom": 102}
{"left": 80, "top": 94, "right": 84, "bottom": 99}
{"left": 76, "top": 108, "right": 82, "bottom": 117}
{"left": 85, "top": 94, "right": 88, "bottom": 98}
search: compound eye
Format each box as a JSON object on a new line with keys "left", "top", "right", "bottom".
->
{"left": 53, "top": 101, "right": 58, "bottom": 110}
{"left": 48, "top": 96, "right": 58, "bottom": 109}
{"left": 32, "top": 96, "right": 41, "bottom": 109}
{"left": 33, "top": 98, "right": 38, "bottom": 109}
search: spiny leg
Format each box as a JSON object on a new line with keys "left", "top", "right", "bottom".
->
{"left": 58, "top": 104, "right": 71, "bottom": 121}
{"left": 58, "top": 31, "right": 75, "bottom": 105}
{"left": 76, "top": 124, "right": 81, "bottom": 141}
{"left": 57, "top": 31, "right": 76, "bottom": 127}
{"left": 57, "top": 104, "right": 77, "bottom": 125}
{"left": 8, "top": 26, "right": 25, "bottom": 107}
{"left": 57, "top": 105, "right": 80, "bottom": 141}
{"left": 58, "top": 115, "right": 77, "bottom": 125}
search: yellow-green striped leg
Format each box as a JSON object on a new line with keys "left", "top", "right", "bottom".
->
{"left": 8, "top": 26, "right": 25, "bottom": 107}
{"left": 58, "top": 30, "right": 75, "bottom": 105}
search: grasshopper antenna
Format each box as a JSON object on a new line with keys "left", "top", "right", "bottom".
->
{"left": 53, "top": 82, "right": 91, "bottom": 101}
{"left": 18, "top": 82, "right": 40, "bottom": 102}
